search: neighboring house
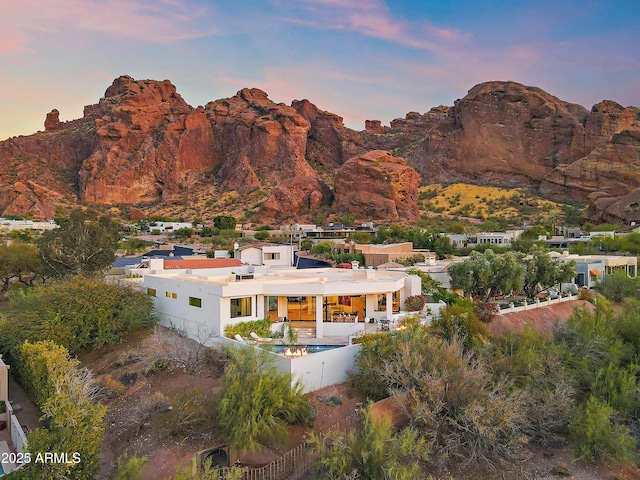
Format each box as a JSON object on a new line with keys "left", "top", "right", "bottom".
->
{"left": 141, "top": 267, "right": 421, "bottom": 341}
{"left": 146, "top": 221, "right": 194, "bottom": 233}
{"left": 0, "top": 219, "right": 58, "bottom": 232}
{"left": 445, "top": 234, "right": 469, "bottom": 249}
{"left": 473, "top": 230, "right": 524, "bottom": 246}
{"left": 549, "top": 251, "right": 637, "bottom": 289}
{"left": 233, "top": 243, "right": 296, "bottom": 267}
{"left": 334, "top": 241, "right": 435, "bottom": 268}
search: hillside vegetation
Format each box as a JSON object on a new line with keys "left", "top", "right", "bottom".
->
{"left": 419, "top": 183, "right": 574, "bottom": 224}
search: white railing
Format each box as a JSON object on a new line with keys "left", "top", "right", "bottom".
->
{"left": 10, "top": 415, "right": 28, "bottom": 454}
{"left": 497, "top": 293, "right": 578, "bottom": 315}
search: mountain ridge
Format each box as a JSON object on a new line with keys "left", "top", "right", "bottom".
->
{"left": 1, "top": 76, "right": 638, "bottom": 224}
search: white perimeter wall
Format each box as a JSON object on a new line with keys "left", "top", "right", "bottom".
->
{"left": 213, "top": 337, "right": 361, "bottom": 394}
{"left": 265, "top": 345, "right": 361, "bottom": 393}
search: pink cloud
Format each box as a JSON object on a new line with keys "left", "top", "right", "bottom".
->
{"left": 0, "top": 0, "right": 217, "bottom": 50}
{"left": 276, "top": 0, "right": 468, "bottom": 52}
{"left": 0, "top": 28, "right": 26, "bottom": 54}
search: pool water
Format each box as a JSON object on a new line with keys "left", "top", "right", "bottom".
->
{"left": 259, "top": 344, "right": 343, "bottom": 355}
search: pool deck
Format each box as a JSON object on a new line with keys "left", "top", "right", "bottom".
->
{"left": 290, "top": 322, "right": 379, "bottom": 346}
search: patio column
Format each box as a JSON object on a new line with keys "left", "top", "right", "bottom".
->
{"left": 277, "top": 296, "right": 288, "bottom": 320}
{"left": 316, "top": 295, "right": 323, "bottom": 339}
{"left": 256, "top": 295, "right": 265, "bottom": 319}
{"left": 386, "top": 292, "right": 393, "bottom": 321}
{"left": 365, "top": 294, "right": 376, "bottom": 320}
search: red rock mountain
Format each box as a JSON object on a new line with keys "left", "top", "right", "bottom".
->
{"left": 0, "top": 76, "right": 638, "bottom": 223}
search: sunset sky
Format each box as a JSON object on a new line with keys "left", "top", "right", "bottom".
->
{"left": 1, "top": 0, "right": 639, "bottom": 140}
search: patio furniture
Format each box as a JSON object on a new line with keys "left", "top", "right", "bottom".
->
{"left": 250, "top": 332, "right": 273, "bottom": 342}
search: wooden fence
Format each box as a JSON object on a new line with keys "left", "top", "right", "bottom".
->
{"left": 212, "top": 409, "right": 361, "bottom": 480}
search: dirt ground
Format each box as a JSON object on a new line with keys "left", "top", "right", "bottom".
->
{"left": 78, "top": 308, "right": 639, "bottom": 480}
{"left": 79, "top": 326, "right": 364, "bottom": 480}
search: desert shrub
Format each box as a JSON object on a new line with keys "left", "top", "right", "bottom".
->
{"left": 349, "top": 330, "right": 402, "bottom": 400}
{"left": 612, "top": 300, "right": 640, "bottom": 358}
{"left": 404, "top": 294, "right": 426, "bottom": 312}
{"left": 217, "top": 346, "right": 313, "bottom": 452}
{"left": 397, "top": 314, "right": 421, "bottom": 329}
{"left": 152, "top": 324, "right": 215, "bottom": 374}
{"left": 492, "top": 329, "right": 577, "bottom": 442}
{"left": 1, "top": 275, "right": 155, "bottom": 356}
{"left": 166, "top": 388, "right": 213, "bottom": 436}
{"left": 350, "top": 331, "right": 393, "bottom": 346}
{"left": 595, "top": 272, "right": 640, "bottom": 303}
{"left": 570, "top": 396, "right": 637, "bottom": 464}
{"left": 99, "top": 374, "right": 127, "bottom": 399}
{"left": 119, "top": 371, "right": 138, "bottom": 386}
{"left": 377, "top": 335, "right": 530, "bottom": 466}
{"left": 473, "top": 300, "right": 500, "bottom": 323}
{"left": 116, "top": 349, "right": 143, "bottom": 366}
{"left": 310, "top": 406, "right": 430, "bottom": 480}
{"left": 578, "top": 287, "right": 596, "bottom": 302}
{"left": 121, "top": 392, "right": 171, "bottom": 437}
{"left": 114, "top": 454, "right": 147, "bottom": 480}
{"left": 12, "top": 341, "right": 106, "bottom": 479}
{"left": 144, "top": 356, "right": 170, "bottom": 376}
{"left": 430, "top": 301, "right": 488, "bottom": 349}
{"left": 224, "top": 318, "right": 273, "bottom": 339}
{"left": 590, "top": 363, "right": 640, "bottom": 417}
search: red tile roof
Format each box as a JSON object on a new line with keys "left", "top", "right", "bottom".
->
{"left": 162, "top": 258, "right": 242, "bottom": 270}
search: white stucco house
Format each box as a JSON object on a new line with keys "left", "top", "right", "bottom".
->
{"left": 233, "top": 243, "right": 296, "bottom": 267}
{"left": 142, "top": 266, "right": 421, "bottom": 341}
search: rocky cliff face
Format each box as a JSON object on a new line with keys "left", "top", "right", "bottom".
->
{"left": 332, "top": 151, "right": 420, "bottom": 221}
{"left": 0, "top": 77, "right": 638, "bottom": 224}
{"left": 260, "top": 176, "right": 333, "bottom": 223}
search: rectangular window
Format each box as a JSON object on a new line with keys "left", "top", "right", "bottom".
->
{"left": 231, "top": 297, "right": 252, "bottom": 318}
{"left": 264, "top": 252, "right": 281, "bottom": 260}
{"left": 147, "top": 288, "right": 157, "bottom": 297}
{"left": 166, "top": 291, "right": 171, "bottom": 298}
{"left": 172, "top": 292, "right": 177, "bottom": 299}
{"left": 189, "top": 296, "right": 202, "bottom": 308}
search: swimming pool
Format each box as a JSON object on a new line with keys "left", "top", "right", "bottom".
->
{"left": 259, "top": 344, "right": 344, "bottom": 356}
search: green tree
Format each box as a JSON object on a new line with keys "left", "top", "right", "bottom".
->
{"left": 449, "top": 249, "right": 525, "bottom": 300}
{"left": 433, "top": 235, "right": 454, "bottom": 258}
{"left": 430, "top": 301, "right": 488, "bottom": 349}
{"left": 0, "top": 242, "right": 41, "bottom": 291}
{"left": 213, "top": 215, "right": 237, "bottom": 230}
{"left": 347, "top": 231, "right": 373, "bottom": 244}
{"left": 310, "top": 406, "right": 430, "bottom": 480}
{"left": 521, "top": 247, "right": 575, "bottom": 298}
{"left": 216, "top": 347, "right": 312, "bottom": 452}
{"left": 38, "top": 209, "right": 119, "bottom": 278}
{"left": 173, "top": 227, "right": 193, "bottom": 238}
{"left": 253, "top": 230, "right": 270, "bottom": 241}
{"left": 570, "top": 396, "right": 637, "bottom": 464}
{"left": 1, "top": 275, "right": 155, "bottom": 355}
{"left": 595, "top": 272, "right": 640, "bottom": 303}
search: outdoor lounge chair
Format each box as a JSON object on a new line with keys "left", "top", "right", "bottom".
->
{"left": 250, "top": 332, "right": 273, "bottom": 342}
{"left": 234, "top": 334, "right": 246, "bottom": 343}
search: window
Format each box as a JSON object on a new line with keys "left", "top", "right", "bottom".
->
{"left": 147, "top": 288, "right": 157, "bottom": 297}
{"left": 264, "top": 252, "right": 281, "bottom": 261}
{"left": 189, "top": 296, "right": 202, "bottom": 308}
{"left": 172, "top": 292, "right": 177, "bottom": 299}
{"left": 231, "top": 297, "right": 252, "bottom": 318}
{"left": 377, "top": 294, "right": 387, "bottom": 312}
{"left": 166, "top": 291, "right": 171, "bottom": 298}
